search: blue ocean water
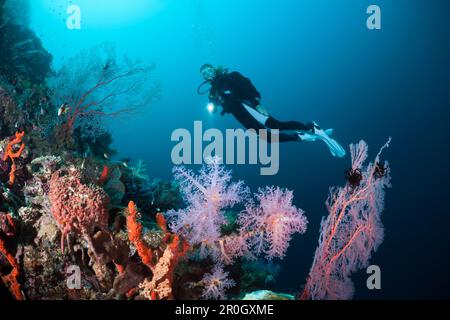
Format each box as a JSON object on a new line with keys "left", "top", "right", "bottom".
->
{"left": 29, "top": 0, "right": 450, "bottom": 299}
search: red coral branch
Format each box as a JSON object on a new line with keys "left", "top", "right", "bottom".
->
{"left": 0, "top": 214, "right": 24, "bottom": 300}
{"left": 98, "top": 165, "right": 109, "bottom": 185}
{"left": 2, "top": 131, "right": 25, "bottom": 185}
{"left": 0, "top": 239, "right": 23, "bottom": 300}
{"left": 126, "top": 201, "right": 155, "bottom": 268}
{"left": 126, "top": 202, "right": 190, "bottom": 300}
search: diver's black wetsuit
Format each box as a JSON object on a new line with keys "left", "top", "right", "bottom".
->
{"left": 209, "top": 71, "right": 313, "bottom": 143}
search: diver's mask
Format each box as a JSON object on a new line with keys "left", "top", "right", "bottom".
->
{"left": 198, "top": 64, "right": 217, "bottom": 95}
{"left": 201, "top": 66, "right": 217, "bottom": 81}
{"left": 198, "top": 65, "right": 229, "bottom": 95}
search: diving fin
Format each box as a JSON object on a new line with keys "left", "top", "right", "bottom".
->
{"left": 297, "top": 129, "right": 333, "bottom": 142}
{"left": 324, "top": 128, "right": 333, "bottom": 136}
{"left": 298, "top": 124, "right": 346, "bottom": 158}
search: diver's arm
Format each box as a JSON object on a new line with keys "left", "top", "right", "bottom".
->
{"left": 220, "top": 93, "right": 236, "bottom": 115}
{"left": 252, "top": 89, "right": 262, "bottom": 107}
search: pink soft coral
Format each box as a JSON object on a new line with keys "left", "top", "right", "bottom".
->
{"left": 201, "top": 264, "right": 236, "bottom": 300}
{"left": 302, "top": 138, "right": 391, "bottom": 300}
{"left": 48, "top": 167, "right": 110, "bottom": 253}
{"left": 167, "top": 158, "right": 309, "bottom": 264}
{"left": 239, "top": 187, "right": 308, "bottom": 259}
{"left": 167, "top": 157, "right": 249, "bottom": 260}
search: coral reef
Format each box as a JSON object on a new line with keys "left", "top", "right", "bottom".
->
{"left": 0, "top": 0, "right": 392, "bottom": 300}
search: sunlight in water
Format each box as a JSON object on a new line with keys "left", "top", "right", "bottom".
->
{"left": 38, "top": 0, "right": 164, "bottom": 27}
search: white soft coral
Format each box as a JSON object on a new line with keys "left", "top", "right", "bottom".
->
{"left": 240, "top": 187, "right": 308, "bottom": 259}
{"left": 201, "top": 264, "right": 235, "bottom": 300}
{"left": 167, "top": 157, "right": 249, "bottom": 259}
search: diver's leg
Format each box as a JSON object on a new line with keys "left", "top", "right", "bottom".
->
{"left": 242, "top": 109, "right": 345, "bottom": 156}
{"left": 231, "top": 104, "right": 299, "bottom": 143}
{"left": 241, "top": 103, "right": 269, "bottom": 127}
{"left": 264, "top": 132, "right": 300, "bottom": 143}
{"left": 265, "top": 116, "right": 313, "bottom": 132}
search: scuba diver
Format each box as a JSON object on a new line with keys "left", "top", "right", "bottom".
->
{"left": 198, "top": 64, "right": 346, "bottom": 158}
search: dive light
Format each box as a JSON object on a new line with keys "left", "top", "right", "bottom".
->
{"left": 207, "top": 102, "right": 216, "bottom": 113}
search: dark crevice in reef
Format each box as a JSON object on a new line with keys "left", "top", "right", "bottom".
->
{"left": 0, "top": 0, "right": 52, "bottom": 85}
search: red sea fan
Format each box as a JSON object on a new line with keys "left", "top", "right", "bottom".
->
{"left": 302, "top": 138, "right": 392, "bottom": 300}
{"left": 239, "top": 187, "right": 308, "bottom": 260}
{"left": 48, "top": 167, "right": 110, "bottom": 253}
